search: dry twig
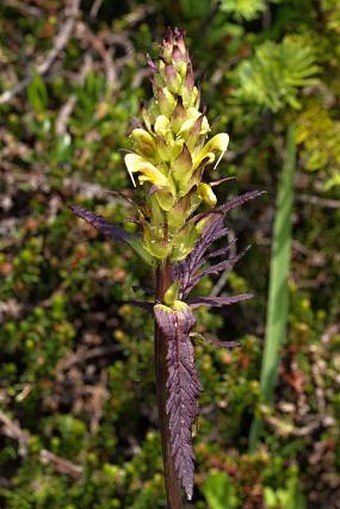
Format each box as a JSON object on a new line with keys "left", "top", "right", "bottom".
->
{"left": 2, "top": 0, "right": 41, "bottom": 17}
{"left": 0, "top": 409, "right": 83, "bottom": 479}
{"left": 0, "top": 0, "right": 81, "bottom": 105}
{"left": 56, "top": 344, "right": 119, "bottom": 373}
{"left": 297, "top": 193, "right": 340, "bottom": 209}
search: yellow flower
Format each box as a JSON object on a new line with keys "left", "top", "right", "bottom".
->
{"left": 193, "top": 133, "right": 229, "bottom": 170}
{"left": 124, "top": 154, "right": 169, "bottom": 188}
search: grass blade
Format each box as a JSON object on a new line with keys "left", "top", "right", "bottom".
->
{"left": 249, "top": 124, "right": 296, "bottom": 449}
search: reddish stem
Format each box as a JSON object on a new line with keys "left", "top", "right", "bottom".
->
{"left": 154, "top": 259, "right": 184, "bottom": 508}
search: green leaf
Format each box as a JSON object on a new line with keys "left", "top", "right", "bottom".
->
{"left": 249, "top": 124, "right": 296, "bottom": 448}
{"left": 27, "top": 72, "right": 48, "bottom": 113}
{"left": 233, "top": 37, "right": 319, "bottom": 112}
{"left": 202, "top": 471, "right": 238, "bottom": 509}
{"left": 264, "top": 473, "right": 307, "bottom": 509}
{"left": 127, "top": 236, "right": 155, "bottom": 266}
{"left": 220, "top": 0, "right": 266, "bottom": 21}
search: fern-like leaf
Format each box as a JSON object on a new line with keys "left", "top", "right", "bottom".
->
{"left": 70, "top": 205, "right": 131, "bottom": 242}
{"left": 154, "top": 302, "right": 202, "bottom": 500}
{"left": 70, "top": 205, "right": 153, "bottom": 265}
{"left": 220, "top": 0, "right": 266, "bottom": 21}
{"left": 233, "top": 36, "right": 319, "bottom": 112}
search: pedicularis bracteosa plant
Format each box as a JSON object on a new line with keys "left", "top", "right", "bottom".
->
{"left": 72, "top": 28, "right": 263, "bottom": 508}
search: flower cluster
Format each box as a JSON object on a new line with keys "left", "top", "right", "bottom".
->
{"left": 124, "top": 28, "right": 229, "bottom": 261}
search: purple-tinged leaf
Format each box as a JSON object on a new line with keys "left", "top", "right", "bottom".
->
{"left": 172, "top": 218, "right": 228, "bottom": 298}
{"left": 185, "top": 246, "right": 250, "bottom": 297}
{"left": 206, "top": 238, "right": 237, "bottom": 259}
{"left": 154, "top": 302, "right": 201, "bottom": 500}
{"left": 189, "top": 293, "right": 253, "bottom": 308}
{"left": 71, "top": 205, "right": 154, "bottom": 266}
{"left": 198, "top": 245, "right": 250, "bottom": 279}
{"left": 132, "top": 285, "right": 155, "bottom": 296}
{"left": 210, "top": 176, "right": 236, "bottom": 187}
{"left": 70, "top": 205, "right": 131, "bottom": 243}
{"left": 207, "top": 338, "right": 239, "bottom": 349}
{"left": 105, "top": 189, "right": 143, "bottom": 213}
{"left": 123, "top": 300, "right": 154, "bottom": 312}
{"left": 203, "top": 336, "right": 240, "bottom": 349}
{"left": 217, "top": 189, "right": 266, "bottom": 214}
{"left": 173, "top": 190, "right": 265, "bottom": 298}
{"left": 194, "top": 190, "right": 266, "bottom": 224}
{"left": 190, "top": 331, "right": 239, "bottom": 349}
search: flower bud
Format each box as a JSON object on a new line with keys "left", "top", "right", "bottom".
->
{"left": 185, "top": 62, "right": 194, "bottom": 91}
{"left": 186, "top": 115, "right": 205, "bottom": 152}
{"left": 156, "top": 136, "right": 171, "bottom": 162}
{"left": 197, "top": 183, "right": 217, "bottom": 207}
{"left": 154, "top": 115, "right": 171, "bottom": 138}
{"left": 143, "top": 223, "right": 171, "bottom": 259}
{"left": 131, "top": 128, "right": 157, "bottom": 158}
{"left": 172, "top": 49, "right": 187, "bottom": 77}
{"left": 172, "top": 145, "right": 193, "bottom": 194}
{"left": 177, "top": 107, "right": 201, "bottom": 140}
{"left": 165, "top": 64, "right": 182, "bottom": 94}
{"left": 171, "top": 222, "right": 200, "bottom": 261}
{"left": 164, "top": 280, "right": 180, "bottom": 306}
{"left": 156, "top": 188, "right": 176, "bottom": 211}
{"left": 157, "top": 88, "right": 176, "bottom": 117}
{"left": 171, "top": 100, "right": 187, "bottom": 134}
{"left": 182, "top": 85, "right": 200, "bottom": 109}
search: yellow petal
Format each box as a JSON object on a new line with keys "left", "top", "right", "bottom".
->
{"left": 177, "top": 108, "right": 201, "bottom": 139}
{"left": 124, "top": 154, "right": 169, "bottom": 188}
{"left": 193, "top": 132, "right": 229, "bottom": 169}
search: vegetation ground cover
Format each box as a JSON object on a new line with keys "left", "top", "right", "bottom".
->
{"left": 0, "top": 1, "right": 339, "bottom": 507}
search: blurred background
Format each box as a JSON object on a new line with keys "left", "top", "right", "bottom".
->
{"left": 0, "top": 0, "right": 339, "bottom": 507}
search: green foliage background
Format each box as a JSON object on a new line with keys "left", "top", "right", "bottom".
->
{"left": 0, "top": 0, "right": 339, "bottom": 507}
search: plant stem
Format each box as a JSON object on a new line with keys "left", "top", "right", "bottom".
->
{"left": 155, "top": 259, "right": 184, "bottom": 509}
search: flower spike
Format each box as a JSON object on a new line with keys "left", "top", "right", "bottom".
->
{"left": 71, "top": 28, "right": 264, "bottom": 503}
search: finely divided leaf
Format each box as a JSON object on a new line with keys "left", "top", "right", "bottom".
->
{"left": 193, "top": 190, "right": 265, "bottom": 225}
{"left": 217, "top": 190, "right": 265, "bottom": 214}
{"left": 189, "top": 293, "right": 253, "bottom": 308}
{"left": 186, "top": 246, "right": 250, "bottom": 296}
{"left": 173, "top": 190, "right": 265, "bottom": 299}
{"left": 154, "top": 302, "right": 202, "bottom": 500}
{"left": 172, "top": 216, "right": 227, "bottom": 298}
{"left": 70, "top": 205, "right": 154, "bottom": 265}
{"left": 70, "top": 205, "right": 131, "bottom": 243}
